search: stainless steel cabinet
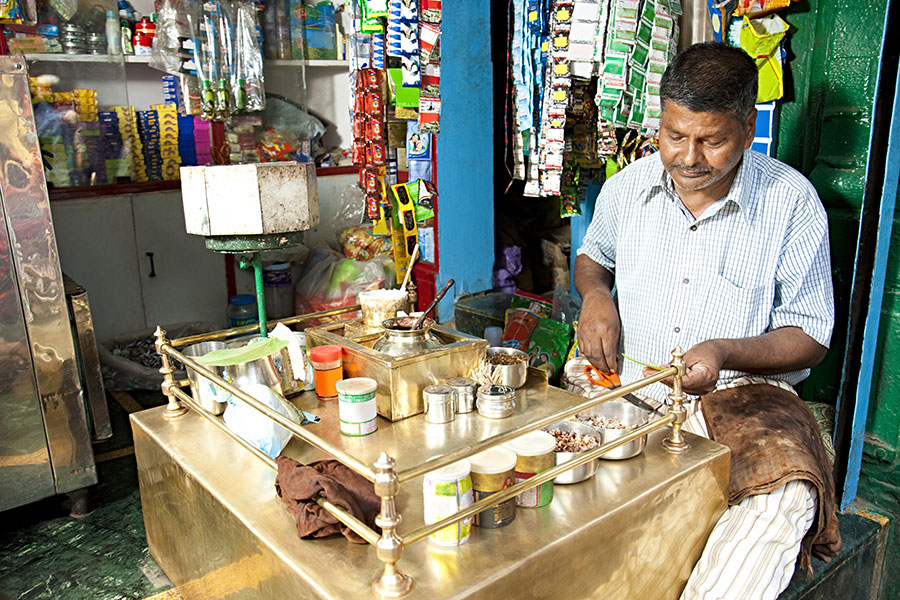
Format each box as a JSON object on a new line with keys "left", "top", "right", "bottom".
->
{"left": 0, "top": 56, "right": 97, "bottom": 512}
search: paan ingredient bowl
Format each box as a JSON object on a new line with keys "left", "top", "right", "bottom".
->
{"left": 577, "top": 401, "right": 649, "bottom": 460}
{"left": 544, "top": 421, "right": 601, "bottom": 484}
{"left": 484, "top": 347, "right": 528, "bottom": 389}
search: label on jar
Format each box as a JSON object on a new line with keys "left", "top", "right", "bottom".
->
{"left": 424, "top": 476, "right": 474, "bottom": 546}
{"left": 340, "top": 417, "right": 377, "bottom": 436}
{"left": 474, "top": 490, "right": 516, "bottom": 528}
{"left": 514, "top": 471, "right": 554, "bottom": 508}
{"left": 230, "top": 317, "right": 259, "bottom": 327}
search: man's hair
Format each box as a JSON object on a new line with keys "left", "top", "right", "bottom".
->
{"left": 660, "top": 42, "right": 758, "bottom": 121}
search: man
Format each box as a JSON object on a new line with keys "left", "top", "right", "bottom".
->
{"left": 573, "top": 43, "right": 840, "bottom": 599}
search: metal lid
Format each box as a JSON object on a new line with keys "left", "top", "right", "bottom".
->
{"left": 446, "top": 377, "right": 476, "bottom": 391}
{"left": 424, "top": 384, "right": 454, "bottom": 404}
{"left": 476, "top": 384, "right": 515, "bottom": 401}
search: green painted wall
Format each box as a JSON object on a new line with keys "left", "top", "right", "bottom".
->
{"left": 777, "top": 1, "right": 897, "bottom": 597}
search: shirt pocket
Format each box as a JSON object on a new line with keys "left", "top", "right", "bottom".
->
{"left": 702, "top": 275, "right": 771, "bottom": 340}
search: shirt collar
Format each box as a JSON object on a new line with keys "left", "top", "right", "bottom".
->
{"left": 643, "top": 150, "right": 757, "bottom": 225}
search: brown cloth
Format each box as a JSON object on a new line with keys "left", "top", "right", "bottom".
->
{"left": 275, "top": 456, "right": 380, "bottom": 544}
{"left": 701, "top": 384, "right": 842, "bottom": 576}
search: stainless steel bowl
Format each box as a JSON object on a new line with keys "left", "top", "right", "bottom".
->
{"left": 484, "top": 347, "right": 528, "bottom": 389}
{"left": 544, "top": 421, "right": 601, "bottom": 484}
{"left": 577, "top": 401, "right": 649, "bottom": 460}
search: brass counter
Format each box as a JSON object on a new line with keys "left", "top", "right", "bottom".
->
{"left": 132, "top": 395, "right": 730, "bottom": 599}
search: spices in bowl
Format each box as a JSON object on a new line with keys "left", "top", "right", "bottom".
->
{"left": 545, "top": 427, "right": 600, "bottom": 453}
{"left": 475, "top": 347, "right": 528, "bottom": 389}
{"left": 543, "top": 421, "right": 601, "bottom": 484}
{"left": 579, "top": 415, "right": 629, "bottom": 430}
{"left": 486, "top": 352, "right": 527, "bottom": 366}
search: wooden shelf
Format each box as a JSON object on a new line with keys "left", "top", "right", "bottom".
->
{"left": 265, "top": 59, "right": 349, "bottom": 67}
{"left": 21, "top": 53, "right": 152, "bottom": 63}
{"left": 21, "top": 53, "right": 347, "bottom": 68}
{"left": 47, "top": 166, "right": 357, "bottom": 201}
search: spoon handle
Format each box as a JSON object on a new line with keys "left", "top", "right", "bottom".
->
{"left": 413, "top": 279, "right": 455, "bottom": 329}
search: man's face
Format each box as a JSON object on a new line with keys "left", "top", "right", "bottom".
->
{"left": 658, "top": 101, "right": 755, "bottom": 194}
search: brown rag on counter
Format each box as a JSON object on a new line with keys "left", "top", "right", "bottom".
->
{"left": 700, "top": 384, "right": 842, "bottom": 576}
{"left": 275, "top": 457, "right": 380, "bottom": 544}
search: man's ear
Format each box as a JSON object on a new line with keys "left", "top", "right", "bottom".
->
{"left": 743, "top": 108, "right": 758, "bottom": 150}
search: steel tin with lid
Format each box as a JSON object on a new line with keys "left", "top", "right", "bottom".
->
{"left": 505, "top": 430, "right": 556, "bottom": 508}
{"left": 476, "top": 384, "right": 516, "bottom": 419}
{"left": 424, "top": 384, "right": 455, "bottom": 423}
{"left": 446, "top": 377, "right": 476, "bottom": 413}
{"left": 469, "top": 446, "right": 517, "bottom": 528}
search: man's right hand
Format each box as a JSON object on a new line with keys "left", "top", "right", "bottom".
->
{"left": 577, "top": 290, "right": 621, "bottom": 374}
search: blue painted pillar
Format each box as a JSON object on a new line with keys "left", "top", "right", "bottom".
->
{"left": 435, "top": 6, "right": 494, "bottom": 321}
{"left": 841, "top": 19, "right": 900, "bottom": 509}
{"left": 569, "top": 180, "right": 602, "bottom": 294}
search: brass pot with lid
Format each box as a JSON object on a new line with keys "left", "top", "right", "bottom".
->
{"left": 372, "top": 316, "right": 444, "bottom": 358}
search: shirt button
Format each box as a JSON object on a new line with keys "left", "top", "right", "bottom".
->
{"left": 674, "top": 327, "right": 681, "bottom": 333}
{"left": 690, "top": 225, "right": 698, "bottom": 231}
{"left": 683, "top": 278, "right": 690, "bottom": 284}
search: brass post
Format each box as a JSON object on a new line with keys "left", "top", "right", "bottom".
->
{"left": 155, "top": 326, "right": 187, "bottom": 418}
{"left": 406, "top": 281, "right": 418, "bottom": 312}
{"left": 662, "top": 346, "right": 690, "bottom": 453}
{"left": 372, "top": 452, "right": 413, "bottom": 598}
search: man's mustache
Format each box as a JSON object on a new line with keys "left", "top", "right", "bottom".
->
{"left": 671, "top": 164, "right": 713, "bottom": 174}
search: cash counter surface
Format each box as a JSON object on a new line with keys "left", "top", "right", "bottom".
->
{"left": 132, "top": 382, "right": 731, "bottom": 599}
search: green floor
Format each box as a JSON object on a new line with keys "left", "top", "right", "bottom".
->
{"left": 0, "top": 392, "right": 174, "bottom": 600}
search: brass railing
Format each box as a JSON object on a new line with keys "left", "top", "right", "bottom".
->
{"left": 152, "top": 315, "right": 690, "bottom": 599}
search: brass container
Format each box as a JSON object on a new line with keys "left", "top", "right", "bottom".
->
{"left": 306, "top": 321, "right": 488, "bottom": 421}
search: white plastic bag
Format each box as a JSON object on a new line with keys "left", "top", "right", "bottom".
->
{"left": 223, "top": 383, "right": 293, "bottom": 458}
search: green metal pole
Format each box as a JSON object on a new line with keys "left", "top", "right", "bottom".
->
{"left": 253, "top": 252, "right": 267, "bottom": 338}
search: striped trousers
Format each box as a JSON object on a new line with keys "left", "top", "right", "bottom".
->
{"left": 678, "top": 382, "right": 818, "bottom": 600}
{"left": 562, "top": 363, "right": 819, "bottom": 600}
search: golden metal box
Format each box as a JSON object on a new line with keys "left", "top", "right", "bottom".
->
{"left": 305, "top": 321, "right": 488, "bottom": 421}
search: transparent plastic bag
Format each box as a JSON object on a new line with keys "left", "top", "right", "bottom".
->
{"left": 149, "top": 0, "right": 189, "bottom": 76}
{"left": 234, "top": 0, "right": 266, "bottom": 112}
{"left": 294, "top": 249, "right": 396, "bottom": 322}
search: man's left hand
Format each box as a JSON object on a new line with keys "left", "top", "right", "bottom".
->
{"left": 643, "top": 340, "right": 729, "bottom": 395}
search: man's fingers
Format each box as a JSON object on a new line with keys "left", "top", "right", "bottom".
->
{"left": 602, "top": 340, "right": 618, "bottom": 374}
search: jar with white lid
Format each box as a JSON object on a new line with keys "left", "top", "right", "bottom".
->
{"left": 505, "top": 431, "right": 556, "bottom": 508}
{"left": 469, "top": 446, "right": 517, "bottom": 528}
{"left": 422, "top": 459, "right": 474, "bottom": 546}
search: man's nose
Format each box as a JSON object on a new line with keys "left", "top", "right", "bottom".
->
{"left": 684, "top": 140, "right": 702, "bottom": 166}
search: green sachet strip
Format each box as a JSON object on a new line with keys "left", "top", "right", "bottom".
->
{"left": 196, "top": 337, "right": 289, "bottom": 367}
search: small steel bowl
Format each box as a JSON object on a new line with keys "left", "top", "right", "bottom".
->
{"left": 577, "top": 401, "right": 649, "bottom": 460}
{"left": 484, "top": 347, "right": 528, "bottom": 389}
{"left": 544, "top": 421, "right": 601, "bottom": 484}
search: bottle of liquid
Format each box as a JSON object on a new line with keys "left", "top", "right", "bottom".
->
{"left": 106, "top": 10, "right": 121, "bottom": 54}
{"left": 120, "top": 10, "right": 134, "bottom": 55}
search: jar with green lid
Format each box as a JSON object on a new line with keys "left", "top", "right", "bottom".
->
{"left": 505, "top": 431, "right": 556, "bottom": 508}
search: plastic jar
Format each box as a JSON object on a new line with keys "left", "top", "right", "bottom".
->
{"left": 469, "top": 446, "right": 517, "bottom": 528}
{"left": 422, "top": 459, "right": 474, "bottom": 546}
{"left": 263, "top": 262, "right": 293, "bottom": 320}
{"left": 308, "top": 345, "right": 342, "bottom": 401}
{"left": 336, "top": 377, "right": 377, "bottom": 436}
{"left": 505, "top": 431, "right": 556, "bottom": 508}
{"left": 227, "top": 294, "right": 258, "bottom": 327}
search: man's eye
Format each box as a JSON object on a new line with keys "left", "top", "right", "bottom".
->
{"left": 705, "top": 139, "right": 724, "bottom": 147}
{"left": 669, "top": 135, "right": 683, "bottom": 142}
